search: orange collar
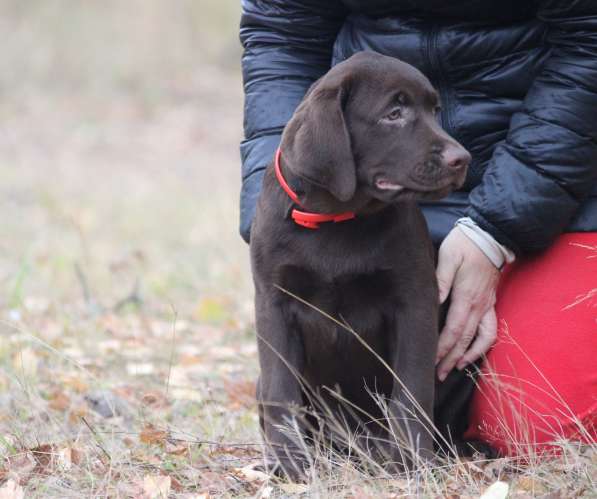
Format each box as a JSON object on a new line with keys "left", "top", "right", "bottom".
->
{"left": 274, "top": 148, "right": 355, "bottom": 229}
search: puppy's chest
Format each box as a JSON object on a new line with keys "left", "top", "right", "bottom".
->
{"left": 277, "top": 265, "right": 397, "bottom": 337}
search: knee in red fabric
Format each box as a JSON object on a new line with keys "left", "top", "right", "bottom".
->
{"left": 465, "top": 233, "right": 597, "bottom": 456}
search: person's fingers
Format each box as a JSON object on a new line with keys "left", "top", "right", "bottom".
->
{"left": 456, "top": 307, "right": 498, "bottom": 370}
{"left": 433, "top": 227, "right": 502, "bottom": 380}
{"left": 436, "top": 243, "right": 462, "bottom": 304}
{"left": 437, "top": 308, "right": 482, "bottom": 381}
{"left": 436, "top": 293, "right": 472, "bottom": 364}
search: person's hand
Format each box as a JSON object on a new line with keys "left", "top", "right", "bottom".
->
{"left": 435, "top": 227, "right": 500, "bottom": 381}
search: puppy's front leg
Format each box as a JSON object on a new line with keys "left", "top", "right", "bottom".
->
{"left": 388, "top": 294, "right": 438, "bottom": 469}
{"left": 255, "top": 293, "right": 308, "bottom": 480}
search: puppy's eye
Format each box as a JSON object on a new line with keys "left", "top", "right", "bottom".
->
{"left": 434, "top": 106, "right": 442, "bottom": 115}
{"left": 386, "top": 107, "right": 403, "bottom": 121}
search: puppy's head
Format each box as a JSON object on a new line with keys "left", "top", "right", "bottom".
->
{"left": 279, "top": 51, "right": 470, "bottom": 204}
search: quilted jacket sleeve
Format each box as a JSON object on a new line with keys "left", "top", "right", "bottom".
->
{"left": 468, "top": 0, "right": 597, "bottom": 254}
{"left": 239, "top": 0, "right": 347, "bottom": 242}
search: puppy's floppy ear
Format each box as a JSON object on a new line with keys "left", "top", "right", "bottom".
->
{"left": 280, "top": 74, "right": 356, "bottom": 202}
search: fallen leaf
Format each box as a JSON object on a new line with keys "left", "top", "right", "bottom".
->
{"left": 142, "top": 474, "right": 171, "bottom": 498}
{"left": 62, "top": 375, "right": 89, "bottom": 393}
{"left": 68, "top": 403, "right": 89, "bottom": 424}
{"left": 196, "top": 297, "right": 229, "bottom": 323}
{"left": 12, "top": 348, "right": 38, "bottom": 378}
{"left": 123, "top": 436, "right": 135, "bottom": 447}
{"left": 480, "top": 481, "right": 509, "bottom": 499}
{"left": 141, "top": 390, "right": 169, "bottom": 408}
{"left": 5, "top": 452, "right": 36, "bottom": 479}
{"left": 131, "top": 449, "right": 162, "bottom": 465}
{"left": 170, "top": 475, "right": 184, "bottom": 493}
{"left": 198, "top": 471, "right": 233, "bottom": 492}
{"left": 54, "top": 448, "right": 71, "bottom": 470}
{"left": 234, "top": 463, "right": 270, "bottom": 483}
{"left": 31, "top": 444, "right": 54, "bottom": 474}
{"left": 462, "top": 460, "right": 485, "bottom": 480}
{"left": 179, "top": 353, "right": 204, "bottom": 366}
{"left": 279, "top": 482, "right": 309, "bottom": 494}
{"left": 208, "top": 445, "right": 260, "bottom": 459}
{"left": 165, "top": 442, "right": 188, "bottom": 456}
{"left": 140, "top": 424, "right": 167, "bottom": 446}
{"left": 48, "top": 390, "right": 70, "bottom": 411}
{"left": 70, "top": 447, "right": 84, "bottom": 465}
{"left": 517, "top": 476, "right": 547, "bottom": 495}
{"left": 0, "top": 479, "right": 24, "bottom": 499}
{"left": 224, "top": 379, "right": 256, "bottom": 410}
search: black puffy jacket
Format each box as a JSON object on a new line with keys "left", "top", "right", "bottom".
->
{"left": 239, "top": 0, "right": 597, "bottom": 254}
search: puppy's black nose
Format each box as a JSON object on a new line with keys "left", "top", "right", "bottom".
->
{"left": 443, "top": 143, "right": 471, "bottom": 170}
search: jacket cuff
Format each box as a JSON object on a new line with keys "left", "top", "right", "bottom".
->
{"left": 466, "top": 207, "right": 522, "bottom": 256}
{"left": 455, "top": 217, "right": 516, "bottom": 269}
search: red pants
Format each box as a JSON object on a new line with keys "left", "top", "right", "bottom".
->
{"left": 466, "top": 233, "right": 597, "bottom": 456}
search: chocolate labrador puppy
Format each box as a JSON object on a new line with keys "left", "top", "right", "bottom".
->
{"left": 250, "top": 51, "right": 470, "bottom": 479}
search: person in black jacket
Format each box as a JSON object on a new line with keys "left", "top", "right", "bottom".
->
{"left": 239, "top": 1, "right": 597, "bottom": 454}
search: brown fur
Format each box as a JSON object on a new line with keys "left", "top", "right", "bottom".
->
{"left": 250, "top": 52, "right": 471, "bottom": 479}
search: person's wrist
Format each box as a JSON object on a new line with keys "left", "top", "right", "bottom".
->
{"left": 454, "top": 217, "right": 515, "bottom": 270}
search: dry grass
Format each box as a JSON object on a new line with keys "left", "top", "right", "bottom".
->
{"left": 0, "top": 1, "right": 595, "bottom": 497}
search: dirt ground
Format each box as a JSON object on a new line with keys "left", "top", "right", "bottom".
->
{"left": 0, "top": 1, "right": 595, "bottom": 497}
{"left": 0, "top": 2, "right": 263, "bottom": 496}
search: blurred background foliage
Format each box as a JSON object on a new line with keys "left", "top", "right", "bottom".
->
{"left": 0, "top": 6, "right": 264, "bottom": 493}
{"left": 1, "top": 0, "right": 241, "bottom": 94}
{"left": 0, "top": 0, "right": 249, "bottom": 315}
